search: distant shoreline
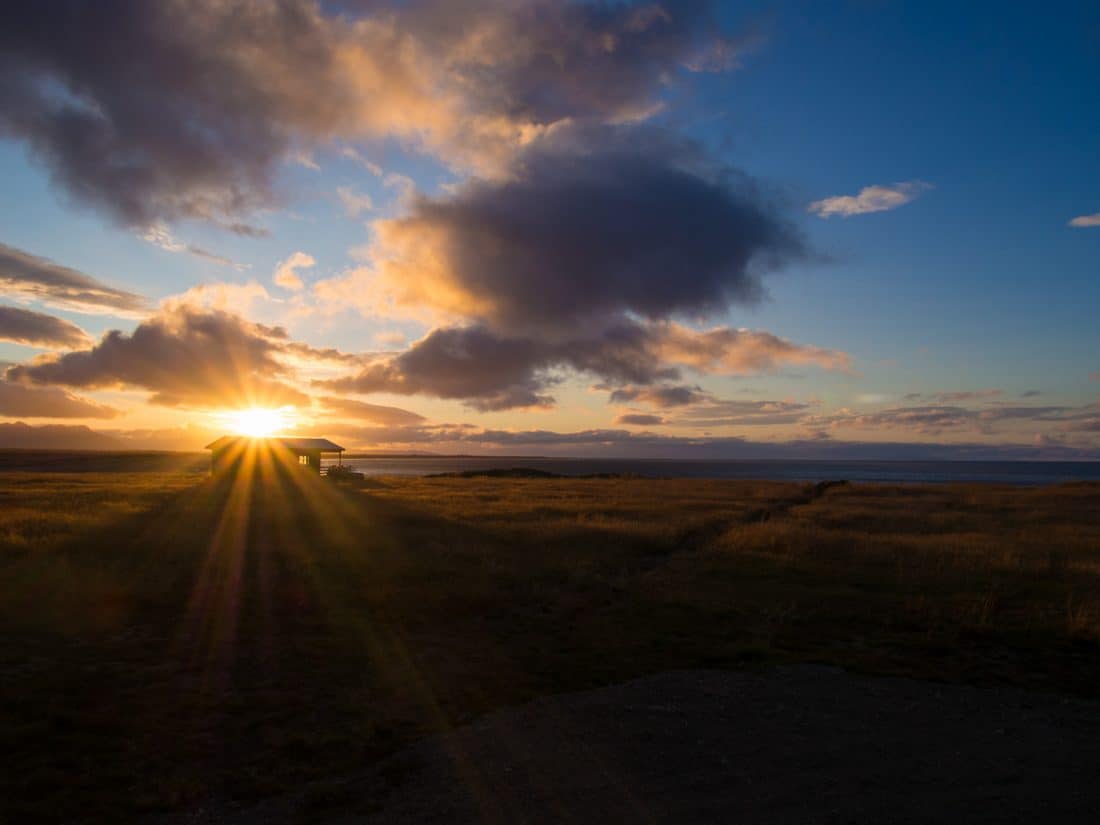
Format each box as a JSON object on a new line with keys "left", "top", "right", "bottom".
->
{"left": 1, "top": 449, "right": 1098, "bottom": 484}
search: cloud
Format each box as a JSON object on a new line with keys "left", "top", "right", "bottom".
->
{"left": 374, "top": 330, "right": 407, "bottom": 348}
{"left": 319, "top": 319, "right": 848, "bottom": 411}
{"left": 162, "top": 281, "right": 271, "bottom": 314}
{"left": 904, "top": 389, "right": 1003, "bottom": 403}
{"left": 613, "top": 413, "right": 665, "bottom": 426}
{"left": 809, "top": 181, "right": 932, "bottom": 218}
{"left": 0, "top": 381, "right": 119, "bottom": 419}
{"left": 654, "top": 323, "right": 851, "bottom": 374}
{"left": 669, "top": 398, "right": 811, "bottom": 427}
{"left": 807, "top": 402, "right": 1099, "bottom": 437}
{"left": 141, "top": 224, "right": 247, "bottom": 270}
{"left": 319, "top": 325, "right": 557, "bottom": 411}
{"left": 318, "top": 396, "right": 425, "bottom": 426}
{"left": 336, "top": 187, "right": 373, "bottom": 217}
{"left": 1069, "top": 213, "right": 1100, "bottom": 228}
{"left": 608, "top": 384, "right": 707, "bottom": 408}
{"left": 273, "top": 252, "right": 315, "bottom": 291}
{"left": 0, "top": 1, "right": 746, "bottom": 228}
{"left": 310, "top": 124, "right": 843, "bottom": 409}
{"left": 338, "top": 125, "right": 805, "bottom": 333}
{"left": 339, "top": 147, "right": 383, "bottom": 176}
{"left": 0, "top": 305, "right": 89, "bottom": 349}
{"left": 7, "top": 306, "right": 307, "bottom": 409}
{"left": 0, "top": 241, "right": 146, "bottom": 315}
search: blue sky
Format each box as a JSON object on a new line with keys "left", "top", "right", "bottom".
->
{"left": 0, "top": 1, "right": 1096, "bottom": 456}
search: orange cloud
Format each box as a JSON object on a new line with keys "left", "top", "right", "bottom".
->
{"left": 7, "top": 306, "right": 308, "bottom": 409}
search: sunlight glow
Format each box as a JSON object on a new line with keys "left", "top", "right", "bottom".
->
{"left": 221, "top": 407, "right": 295, "bottom": 437}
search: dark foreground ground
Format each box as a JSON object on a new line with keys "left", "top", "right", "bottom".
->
{"left": 2, "top": 457, "right": 1099, "bottom": 821}
{"left": 183, "top": 666, "right": 1100, "bottom": 824}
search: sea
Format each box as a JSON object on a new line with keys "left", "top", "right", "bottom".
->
{"left": 337, "top": 456, "right": 1100, "bottom": 485}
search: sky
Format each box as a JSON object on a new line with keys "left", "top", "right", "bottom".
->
{"left": 0, "top": 0, "right": 1097, "bottom": 458}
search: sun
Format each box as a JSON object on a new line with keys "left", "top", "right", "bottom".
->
{"left": 222, "top": 407, "right": 294, "bottom": 438}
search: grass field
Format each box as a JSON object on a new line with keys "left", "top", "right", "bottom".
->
{"left": 2, "top": 457, "right": 1099, "bottom": 820}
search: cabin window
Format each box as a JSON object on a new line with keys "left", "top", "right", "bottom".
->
{"left": 299, "top": 455, "right": 309, "bottom": 466}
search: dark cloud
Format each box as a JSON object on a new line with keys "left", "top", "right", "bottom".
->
{"left": 7, "top": 307, "right": 307, "bottom": 408}
{"left": 614, "top": 413, "right": 665, "bottom": 426}
{"left": 321, "top": 320, "right": 847, "bottom": 411}
{"left": 0, "top": 380, "right": 119, "bottom": 419}
{"left": 313, "top": 122, "right": 851, "bottom": 409}
{"left": 320, "top": 325, "right": 557, "bottom": 411}
{"left": 0, "top": 242, "right": 146, "bottom": 315}
{"left": 0, "top": 305, "right": 89, "bottom": 348}
{"left": 365, "top": 125, "right": 804, "bottom": 333}
{"left": 0, "top": 1, "right": 745, "bottom": 228}
{"left": 0, "top": 1, "right": 354, "bottom": 230}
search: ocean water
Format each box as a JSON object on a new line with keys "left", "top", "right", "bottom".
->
{"left": 338, "top": 456, "right": 1100, "bottom": 485}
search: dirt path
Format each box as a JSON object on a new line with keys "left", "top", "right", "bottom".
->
{"left": 181, "top": 665, "right": 1100, "bottom": 823}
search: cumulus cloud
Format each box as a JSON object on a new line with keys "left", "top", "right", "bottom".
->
{"left": 809, "top": 181, "right": 932, "bottom": 218}
{"left": 0, "top": 380, "right": 119, "bottom": 419}
{"left": 0, "top": 242, "right": 146, "bottom": 316}
{"left": 0, "top": 0, "right": 746, "bottom": 229}
{"left": 333, "top": 125, "right": 804, "bottom": 333}
{"left": 319, "top": 325, "right": 558, "bottom": 411}
{"left": 0, "top": 305, "right": 89, "bottom": 349}
{"left": 310, "top": 123, "right": 846, "bottom": 409}
{"left": 273, "top": 252, "right": 315, "bottom": 291}
{"left": 162, "top": 281, "right": 272, "bottom": 317}
{"left": 7, "top": 306, "right": 308, "bottom": 408}
{"left": 1069, "top": 213, "right": 1100, "bottom": 228}
{"left": 319, "top": 319, "right": 848, "bottom": 411}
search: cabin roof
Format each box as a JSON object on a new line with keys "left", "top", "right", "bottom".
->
{"left": 205, "top": 435, "right": 345, "bottom": 452}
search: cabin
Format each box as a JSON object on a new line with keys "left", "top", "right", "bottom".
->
{"left": 205, "top": 436, "right": 345, "bottom": 476}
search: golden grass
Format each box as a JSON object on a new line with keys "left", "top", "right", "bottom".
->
{"left": 1, "top": 470, "right": 1098, "bottom": 819}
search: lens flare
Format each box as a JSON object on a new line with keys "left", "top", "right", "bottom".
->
{"left": 222, "top": 407, "right": 294, "bottom": 437}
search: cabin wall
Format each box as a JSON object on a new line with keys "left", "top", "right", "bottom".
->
{"left": 207, "top": 443, "right": 334, "bottom": 475}
{"left": 304, "top": 450, "right": 321, "bottom": 473}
